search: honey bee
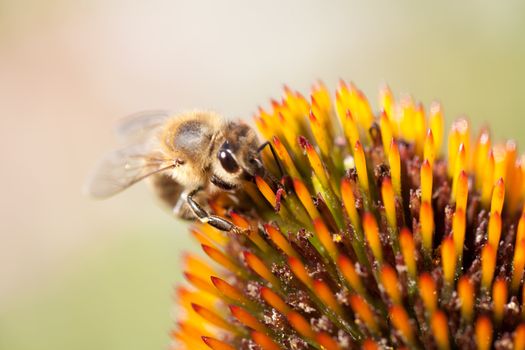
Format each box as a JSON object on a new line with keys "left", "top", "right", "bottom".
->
{"left": 85, "top": 110, "right": 280, "bottom": 233}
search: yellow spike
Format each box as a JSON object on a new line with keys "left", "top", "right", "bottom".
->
{"left": 264, "top": 224, "right": 299, "bottom": 258}
{"left": 201, "top": 244, "right": 238, "bottom": 273}
{"left": 452, "top": 209, "right": 466, "bottom": 260}
{"left": 363, "top": 212, "right": 383, "bottom": 264}
{"left": 512, "top": 239, "right": 525, "bottom": 293}
{"left": 272, "top": 136, "right": 301, "bottom": 180}
{"left": 309, "top": 110, "right": 331, "bottom": 159}
{"left": 399, "top": 228, "right": 417, "bottom": 279}
{"left": 419, "top": 273, "right": 437, "bottom": 315}
{"left": 481, "top": 151, "right": 495, "bottom": 208}
{"left": 424, "top": 130, "right": 436, "bottom": 166}
{"left": 475, "top": 316, "right": 493, "bottom": 350}
{"left": 429, "top": 101, "right": 444, "bottom": 154}
{"left": 210, "top": 276, "right": 248, "bottom": 305}
{"left": 515, "top": 323, "right": 525, "bottom": 350}
{"left": 414, "top": 103, "right": 426, "bottom": 155}
{"left": 455, "top": 171, "right": 469, "bottom": 213}
{"left": 293, "top": 178, "right": 320, "bottom": 220}
{"left": 492, "top": 277, "right": 507, "bottom": 325}
{"left": 481, "top": 244, "right": 496, "bottom": 290}
{"left": 452, "top": 144, "right": 467, "bottom": 201}
{"left": 493, "top": 144, "right": 508, "bottom": 185}
{"left": 191, "top": 303, "right": 235, "bottom": 332}
{"left": 342, "top": 110, "right": 360, "bottom": 153}
{"left": 302, "top": 138, "right": 330, "bottom": 190}
{"left": 487, "top": 211, "right": 502, "bottom": 250}
{"left": 381, "top": 265, "right": 402, "bottom": 304}
{"left": 473, "top": 128, "right": 491, "bottom": 189}
{"left": 441, "top": 236, "right": 456, "bottom": 286}
{"left": 431, "top": 310, "right": 450, "bottom": 350}
{"left": 379, "top": 84, "right": 395, "bottom": 121}
{"left": 490, "top": 178, "right": 505, "bottom": 216}
{"left": 420, "top": 201, "right": 434, "bottom": 253}
{"left": 354, "top": 140, "right": 369, "bottom": 193}
{"left": 380, "top": 111, "right": 394, "bottom": 156}
{"left": 381, "top": 177, "right": 397, "bottom": 229}
{"left": 421, "top": 159, "right": 433, "bottom": 203}
{"left": 255, "top": 175, "right": 277, "bottom": 208}
{"left": 447, "top": 127, "right": 460, "bottom": 178}
{"left": 457, "top": 276, "right": 474, "bottom": 322}
{"left": 202, "top": 337, "right": 236, "bottom": 350}
{"left": 313, "top": 218, "right": 338, "bottom": 261}
{"left": 517, "top": 213, "right": 525, "bottom": 246}
{"left": 389, "top": 139, "right": 402, "bottom": 196}
{"left": 398, "top": 96, "right": 416, "bottom": 142}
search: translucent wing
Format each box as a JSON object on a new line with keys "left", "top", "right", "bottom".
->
{"left": 115, "top": 110, "right": 171, "bottom": 143}
{"left": 84, "top": 142, "right": 176, "bottom": 198}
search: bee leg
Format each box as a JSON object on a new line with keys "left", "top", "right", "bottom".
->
{"left": 186, "top": 188, "right": 239, "bottom": 233}
{"left": 257, "top": 141, "right": 284, "bottom": 177}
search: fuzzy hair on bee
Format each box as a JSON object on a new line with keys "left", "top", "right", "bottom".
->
{"left": 85, "top": 110, "right": 278, "bottom": 233}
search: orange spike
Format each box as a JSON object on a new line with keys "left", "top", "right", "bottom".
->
{"left": 481, "top": 151, "right": 496, "bottom": 207}
{"left": 191, "top": 303, "right": 235, "bottom": 331}
{"left": 230, "top": 211, "right": 251, "bottom": 229}
{"left": 452, "top": 209, "right": 466, "bottom": 260}
{"left": 184, "top": 253, "right": 216, "bottom": 278}
{"left": 420, "top": 201, "right": 434, "bottom": 253}
{"left": 481, "top": 244, "right": 496, "bottom": 290}
{"left": 487, "top": 212, "right": 502, "bottom": 250}
{"left": 230, "top": 305, "right": 266, "bottom": 332}
{"left": 184, "top": 272, "right": 219, "bottom": 296}
{"left": 341, "top": 178, "right": 360, "bottom": 227}
{"left": 313, "top": 218, "right": 338, "bottom": 260}
{"left": 272, "top": 136, "right": 301, "bottom": 180}
{"left": 457, "top": 276, "right": 475, "bottom": 323}
{"left": 390, "top": 305, "right": 414, "bottom": 344}
{"left": 424, "top": 130, "right": 436, "bottom": 166}
{"left": 264, "top": 224, "right": 298, "bottom": 258}
{"left": 287, "top": 311, "right": 316, "bottom": 339}
{"left": 475, "top": 316, "right": 493, "bottom": 350}
{"left": 490, "top": 178, "right": 505, "bottom": 216}
{"left": 202, "top": 244, "right": 238, "bottom": 272}
{"left": 421, "top": 159, "right": 433, "bottom": 204}
{"left": 293, "top": 179, "right": 320, "bottom": 219}
{"left": 255, "top": 175, "right": 277, "bottom": 208}
{"left": 381, "top": 265, "right": 402, "bottom": 304}
{"left": 513, "top": 239, "right": 525, "bottom": 293}
{"left": 362, "top": 339, "right": 380, "bottom": 350}
{"left": 517, "top": 213, "right": 525, "bottom": 246}
{"left": 441, "top": 236, "right": 456, "bottom": 286}
{"left": 429, "top": 102, "right": 444, "bottom": 154}
{"left": 380, "top": 111, "right": 394, "bottom": 156}
{"left": 313, "top": 279, "right": 342, "bottom": 315}
{"left": 492, "top": 277, "right": 507, "bottom": 325}
{"left": 260, "top": 287, "right": 290, "bottom": 315}
{"left": 342, "top": 110, "right": 360, "bottom": 152}
{"left": 251, "top": 331, "right": 281, "bottom": 350}
{"left": 389, "top": 140, "right": 402, "bottom": 195}
{"left": 382, "top": 177, "right": 397, "bottom": 229}
{"left": 399, "top": 228, "right": 417, "bottom": 278}
{"left": 431, "top": 310, "right": 450, "bottom": 350}
{"left": 309, "top": 110, "right": 331, "bottom": 158}
{"left": 354, "top": 141, "right": 370, "bottom": 193}
{"left": 363, "top": 212, "right": 383, "bottom": 264}
{"left": 337, "top": 255, "right": 365, "bottom": 294}
{"left": 210, "top": 276, "right": 248, "bottom": 304}
{"left": 316, "top": 332, "right": 341, "bottom": 350}
{"left": 243, "top": 252, "right": 280, "bottom": 288}
{"left": 301, "top": 140, "right": 330, "bottom": 191}
{"left": 349, "top": 294, "right": 378, "bottom": 332}
{"left": 313, "top": 280, "right": 342, "bottom": 314}
{"left": 514, "top": 323, "right": 525, "bottom": 350}
{"left": 202, "top": 337, "right": 236, "bottom": 350}
{"left": 288, "top": 256, "right": 313, "bottom": 289}
{"left": 455, "top": 170, "right": 469, "bottom": 213}
{"left": 419, "top": 273, "right": 437, "bottom": 315}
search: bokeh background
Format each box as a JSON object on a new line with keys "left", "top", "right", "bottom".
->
{"left": 1, "top": 1, "right": 524, "bottom": 349}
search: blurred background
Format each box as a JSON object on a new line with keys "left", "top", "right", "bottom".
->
{"left": 0, "top": 1, "right": 524, "bottom": 349}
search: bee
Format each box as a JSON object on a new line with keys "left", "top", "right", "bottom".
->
{"left": 85, "top": 110, "right": 281, "bottom": 233}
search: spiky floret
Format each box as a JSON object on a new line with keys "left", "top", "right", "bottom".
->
{"left": 171, "top": 81, "right": 525, "bottom": 350}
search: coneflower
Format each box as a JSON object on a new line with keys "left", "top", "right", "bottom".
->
{"left": 171, "top": 82, "right": 525, "bottom": 349}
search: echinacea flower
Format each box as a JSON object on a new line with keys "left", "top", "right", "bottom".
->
{"left": 171, "top": 81, "right": 525, "bottom": 349}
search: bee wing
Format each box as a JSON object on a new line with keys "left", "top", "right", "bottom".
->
{"left": 115, "top": 110, "right": 171, "bottom": 143}
{"left": 84, "top": 143, "right": 176, "bottom": 198}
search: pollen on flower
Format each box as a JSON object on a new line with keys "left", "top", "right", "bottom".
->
{"left": 171, "top": 82, "right": 525, "bottom": 350}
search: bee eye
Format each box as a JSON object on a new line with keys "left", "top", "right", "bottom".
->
{"left": 218, "top": 150, "right": 239, "bottom": 173}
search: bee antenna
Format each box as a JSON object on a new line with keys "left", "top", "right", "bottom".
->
{"left": 256, "top": 141, "right": 284, "bottom": 178}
